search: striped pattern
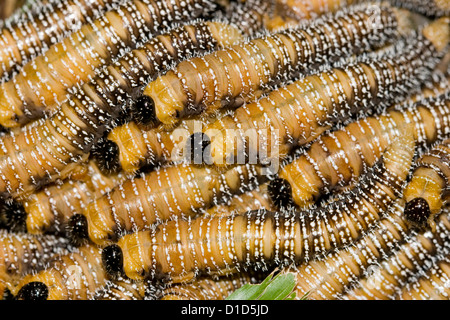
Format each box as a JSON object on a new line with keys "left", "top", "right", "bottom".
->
{"left": 109, "top": 133, "right": 414, "bottom": 282}
{"left": 0, "top": 0, "right": 215, "bottom": 128}
{"left": 144, "top": 3, "right": 400, "bottom": 127}
{"left": 0, "top": 21, "right": 241, "bottom": 200}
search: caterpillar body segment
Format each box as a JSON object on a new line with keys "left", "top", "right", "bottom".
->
{"left": 0, "top": 230, "right": 69, "bottom": 299}
{"left": 275, "top": 0, "right": 357, "bottom": 21}
{"left": 0, "top": 20, "right": 243, "bottom": 200}
{"left": 14, "top": 243, "right": 108, "bottom": 300}
{"left": 289, "top": 200, "right": 448, "bottom": 300}
{"left": 143, "top": 3, "right": 402, "bottom": 127}
{"left": 94, "top": 278, "right": 151, "bottom": 300}
{"left": 0, "top": 0, "right": 217, "bottom": 128}
{"left": 271, "top": 93, "right": 450, "bottom": 210}
{"left": 0, "top": 0, "right": 127, "bottom": 82}
{"left": 403, "top": 137, "right": 450, "bottom": 230}
{"left": 340, "top": 209, "right": 450, "bottom": 300}
{"left": 158, "top": 274, "right": 255, "bottom": 300}
{"left": 399, "top": 255, "right": 450, "bottom": 300}
{"left": 199, "top": 30, "right": 444, "bottom": 168}
{"left": 391, "top": 0, "right": 450, "bottom": 17}
{"left": 80, "top": 163, "right": 265, "bottom": 246}
{"left": 103, "top": 132, "right": 415, "bottom": 282}
{"left": 204, "top": 183, "right": 276, "bottom": 217}
{"left": 21, "top": 160, "right": 127, "bottom": 235}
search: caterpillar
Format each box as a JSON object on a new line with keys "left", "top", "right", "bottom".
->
{"left": 101, "top": 131, "right": 415, "bottom": 282}
{"left": 194, "top": 19, "right": 448, "bottom": 169}
{"left": 403, "top": 137, "right": 450, "bottom": 230}
{"left": 0, "top": 230, "right": 69, "bottom": 299}
{"left": 99, "top": 106, "right": 231, "bottom": 174}
{"left": 140, "top": 3, "right": 403, "bottom": 127}
{"left": 288, "top": 200, "right": 450, "bottom": 300}
{"left": 0, "top": 0, "right": 128, "bottom": 82}
{"left": 13, "top": 242, "right": 109, "bottom": 300}
{"left": 390, "top": 0, "right": 450, "bottom": 17}
{"left": 339, "top": 208, "right": 450, "bottom": 300}
{"left": 94, "top": 278, "right": 151, "bottom": 300}
{"left": 17, "top": 160, "right": 127, "bottom": 235}
{"left": 70, "top": 163, "right": 265, "bottom": 246}
{"left": 398, "top": 255, "right": 450, "bottom": 300}
{"left": 269, "top": 90, "right": 450, "bottom": 210}
{"left": 158, "top": 274, "right": 256, "bottom": 300}
{"left": 0, "top": 20, "right": 243, "bottom": 200}
{"left": 0, "top": 0, "right": 216, "bottom": 128}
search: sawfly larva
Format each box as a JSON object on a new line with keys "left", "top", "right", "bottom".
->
{"left": 0, "top": 230, "right": 69, "bottom": 299}
{"left": 18, "top": 160, "right": 127, "bottom": 235}
{"left": 195, "top": 19, "right": 448, "bottom": 168}
{"left": 101, "top": 131, "right": 415, "bottom": 282}
{"left": 0, "top": 0, "right": 216, "bottom": 128}
{"left": 70, "top": 163, "right": 265, "bottom": 246}
{"left": 269, "top": 91, "right": 450, "bottom": 210}
{"left": 403, "top": 137, "right": 450, "bottom": 230}
{"left": 340, "top": 208, "right": 450, "bottom": 300}
{"left": 13, "top": 243, "right": 108, "bottom": 300}
{"left": 0, "top": 20, "right": 242, "bottom": 200}
{"left": 0, "top": 0, "right": 126, "bottom": 82}
{"left": 141, "top": 3, "right": 402, "bottom": 127}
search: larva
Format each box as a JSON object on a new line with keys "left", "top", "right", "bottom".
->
{"left": 13, "top": 243, "right": 108, "bottom": 300}
{"left": 0, "top": 0, "right": 216, "bottom": 128}
{"left": 94, "top": 278, "right": 151, "bottom": 300}
{"left": 19, "top": 160, "right": 127, "bottom": 235}
{"left": 403, "top": 137, "right": 450, "bottom": 230}
{"left": 269, "top": 92, "right": 450, "bottom": 210}
{"left": 0, "top": 230, "right": 69, "bottom": 299}
{"left": 289, "top": 200, "right": 449, "bottom": 300}
{"left": 197, "top": 19, "right": 448, "bottom": 169}
{"left": 0, "top": 0, "right": 25, "bottom": 20}
{"left": 398, "top": 255, "right": 450, "bottom": 300}
{"left": 71, "top": 163, "right": 265, "bottom": 246}
{"left": 158, "top": 274, "right": 255, "bottom": 300}
{"left": 0, "top": 20, "right": 242, "bottom": 200}
{"left": 100, "top": 106, "right": 231, "bottom": 174}
{"left": 0, "top": 0, "right": 127, "bottom": 82}
{"left": 101, "top": 131, "right": 415, "bottom": 282}
{"left": 141, "top": 3, "right": 402, "bottom": 127}
{"left": 390, "top": 0, "right": 450, "bottom": 17}
{"left": 340, "top": 209, "right": 450, "bottom": 300}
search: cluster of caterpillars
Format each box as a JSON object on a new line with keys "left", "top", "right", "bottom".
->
{"left": 0, "top": 0, "right": 449, "bottom": 301}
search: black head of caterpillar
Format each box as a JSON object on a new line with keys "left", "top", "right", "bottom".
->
{"left": 67, "top": 213, "right": 90, "bottom": 247}
{"left": 129, "top": 96, "right": 158, "bottom": 127}
{"left": 0, "top": 200, "right": 26, "bottom": 232}
{"left": 404, "top": 197, "right": 432, "bottom": 229}
{"left": 90, "top": 137, "right": 122, "bottom": 175}
{"left": 15, "top": 282, "right": 49, "bottom": 301}
{"left": 102, "top": 244, "right": 125, "bottom": 279}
